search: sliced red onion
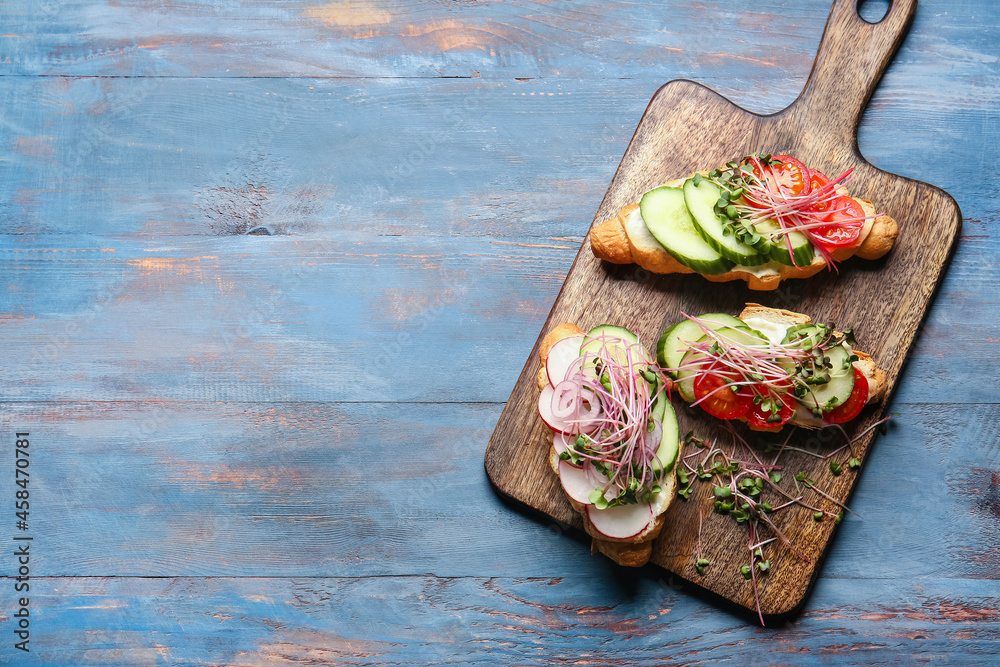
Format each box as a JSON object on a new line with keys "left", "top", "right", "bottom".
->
{"left": 551, "top": 379, "right": 601, "bottom": 427}
{"left": 538, "top": 385, "right": 575, "bottom": 434}
{"left": 551, "top": 379, "right": 582, "bottom": 418}
{"left": 643, "top": 419, "right": 663, "bottom": 459}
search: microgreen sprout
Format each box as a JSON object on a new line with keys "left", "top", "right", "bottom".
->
{"left": 676, "top": 419, "right": 882, "bottom": 626}
{"left": 707, "top": 154, "right": 879, "bottom": 270}
{"left": 550, "top": 333, "right": 669, "bottom": 507}
{"left": 665, "top": 314, "right": 853, "bottom": 424}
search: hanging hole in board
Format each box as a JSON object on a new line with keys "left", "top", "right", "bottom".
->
{"left": 856, "top": 0, "right": 890, "bottom": 24}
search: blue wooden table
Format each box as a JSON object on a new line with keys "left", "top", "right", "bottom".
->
{"left": 0, "top": 0, "right": 998, "bottom": 664}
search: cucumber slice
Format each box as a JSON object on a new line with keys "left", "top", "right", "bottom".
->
{"left": 676, "top": 327, "right": 767, "bottom": 402}
{"left": 580, "top": 324, "right": 642, "bottom": 361}
{"left": 656, "top": 313, "right": 747, "bottom": 378}
{"left": 639, "top": 186, "right": 734, "bottom": 275}
{"left": 580, "top": 324, "right": 650, "bottom": 380}
{"left": 797, "top": 345, "right": 855, "bottom": 411}
{"left": 756, "top": 219, "right": 815, "bottom": 267}
{"left": 683, "top": 178, "right": 767, "bottom": 266}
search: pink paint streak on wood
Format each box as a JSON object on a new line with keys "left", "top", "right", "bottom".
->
{"left": 15, "top": 136, "right": 56, "bottom": 159}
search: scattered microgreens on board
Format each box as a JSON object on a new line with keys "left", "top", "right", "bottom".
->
{"left": 677, "top": 414, "right": 894, "bottom": 625}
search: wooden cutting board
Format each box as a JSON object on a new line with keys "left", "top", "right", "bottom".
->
{"left": 485, "top": 0, "right": 961, "bottom": 620}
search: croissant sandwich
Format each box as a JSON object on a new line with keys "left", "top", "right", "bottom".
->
{"left": 591, "top": 154, "right": 898, "bottom": 290}
{"left": 537, "top": 323, "right": 680, "bottom": 567}
{"left": 534, "top": 305, "right": 887, "bottom": 566}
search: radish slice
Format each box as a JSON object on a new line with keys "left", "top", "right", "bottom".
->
{"left": 553, "top": 431, "right": 578, "bottom": 462}
{"left": 546, "top": 335, "right": 585, "bottom": 386}
{"left": 558, "top": 460, "right": 605, "bottom": 505}
{"left": 586, "top": 502, "right": 653, "bottom": 540}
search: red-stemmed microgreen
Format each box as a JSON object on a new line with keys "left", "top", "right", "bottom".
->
{"left": 680, "top": 413, "right": 894, "bottom": 626}
{"left": 553, "top": 333, "right": 667, "bottom": 506}
{"left": 666, "top": 313, "right": 853, "bottom": 421}
{"left": 705, "top": 154, "right": 880, "bottom": 270}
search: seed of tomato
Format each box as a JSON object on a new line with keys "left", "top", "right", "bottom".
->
{"left": 693, "top": 366, "right": 752, "bottom": 420}
{"left": 823, "top": 368, "right": 869, "bottom": 425}
{"left": 809, "top": 170, "right": 830, "bottom": 191}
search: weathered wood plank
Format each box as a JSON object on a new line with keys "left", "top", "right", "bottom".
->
{"left": 1, "top": 575, "right": 999, "bottom": 665}
{"left": 0, "top": 72, "right": 994, "bottom": 243}
{"left": 0, "top": 400, "right": 996, "bottom": 580}
{"left": 0, "top": 0, "right": 994, "bottom": 657}
{"left": 0, "top": 233, "right": 997, "bottom": 404}
{"left": 0, "top": 0, "right": 834, "bottom": 81}
{"left": 486, "top": 0, "right": 971, "bottom": 616}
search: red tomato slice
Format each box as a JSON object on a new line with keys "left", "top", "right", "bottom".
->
{"left": 693, "top": 365, "right": 752, "bottom": 420}
{"left": 808, "top": 169, "right": 830, "bottom": 192}
{"left": 813, "top": 195, "right": 865, "bottom": 248}
{"left": 806, "top": 170, "right": 832, "bottom": 212}
{"left": 769, "top": 155, "right": 810, "bottom": 197}
{"left": 745, "top": 155, "right": 809, "bottom": 209}
{"left": 823, "top": 368, "right": 869, "bottom": 425}
{"left": 746, "top": 393, "right": 794, "bottom": 430}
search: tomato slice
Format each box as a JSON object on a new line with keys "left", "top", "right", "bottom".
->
{"left": 746, "top": 393, "right": 794, "bottom": 430}
{"left": 823, "top": 368, "right": 869, "bottom": 425}
{"left": 808, "top": 169, "right": 830, "bottom": 192}
{"left": 823, "top": 194, "right": 866, "bottom": 223}
{"left": 805, "top": 170, "right": 835, "bottom": 218}
{"left": 693, "top": 365, "right": 752, "bottom": 420}
{"left": 812, "top": 195, "right": 865, "bottom": 248}
{"left": 745, "top": 155, "right": 809, "bottom": 210}
{"left": 768, "top": 155, "right": 810, "bottom": 197}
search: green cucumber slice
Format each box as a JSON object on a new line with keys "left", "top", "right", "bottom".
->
{"left": 639, "top": 186, "right": 734, "bottom": 275}
{"left": 683, "top": 178, "right": 767, "bottom": 266}
{"left": 797, "top": 345, "right": 855, "bottom": 411}
{"left": 756, "top": 219, "right": 815, "bottom": 267}
{"left": 580, "top": 324, "right": 641, "bottom": 359}
{"left": 656, "top": 313, "right": 747, "bottom": 378}
{"left": 676, "top": 327, "right": 767, "bottom": 402}
{"left": 580, "top": 324, "right": 649, "bottom": 380}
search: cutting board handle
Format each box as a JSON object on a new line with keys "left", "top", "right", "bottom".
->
{"left": 789, "top": 0, "right": 917, "bottom": 142}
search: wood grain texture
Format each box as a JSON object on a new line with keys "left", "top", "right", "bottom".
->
{"left": 0, "top": 399, "right": 995, "bottom": 580}
{"left": 0, "top": 1, "right": 835, "bottom": 80}
{"left": 0, "top": 0, "right": 996, "bottom": 660}
{"left": 487, "top": 0, "right": 962, "bottom": 618}
{"left": 2, "top": 576, "right": 1000, "bottom": 665}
